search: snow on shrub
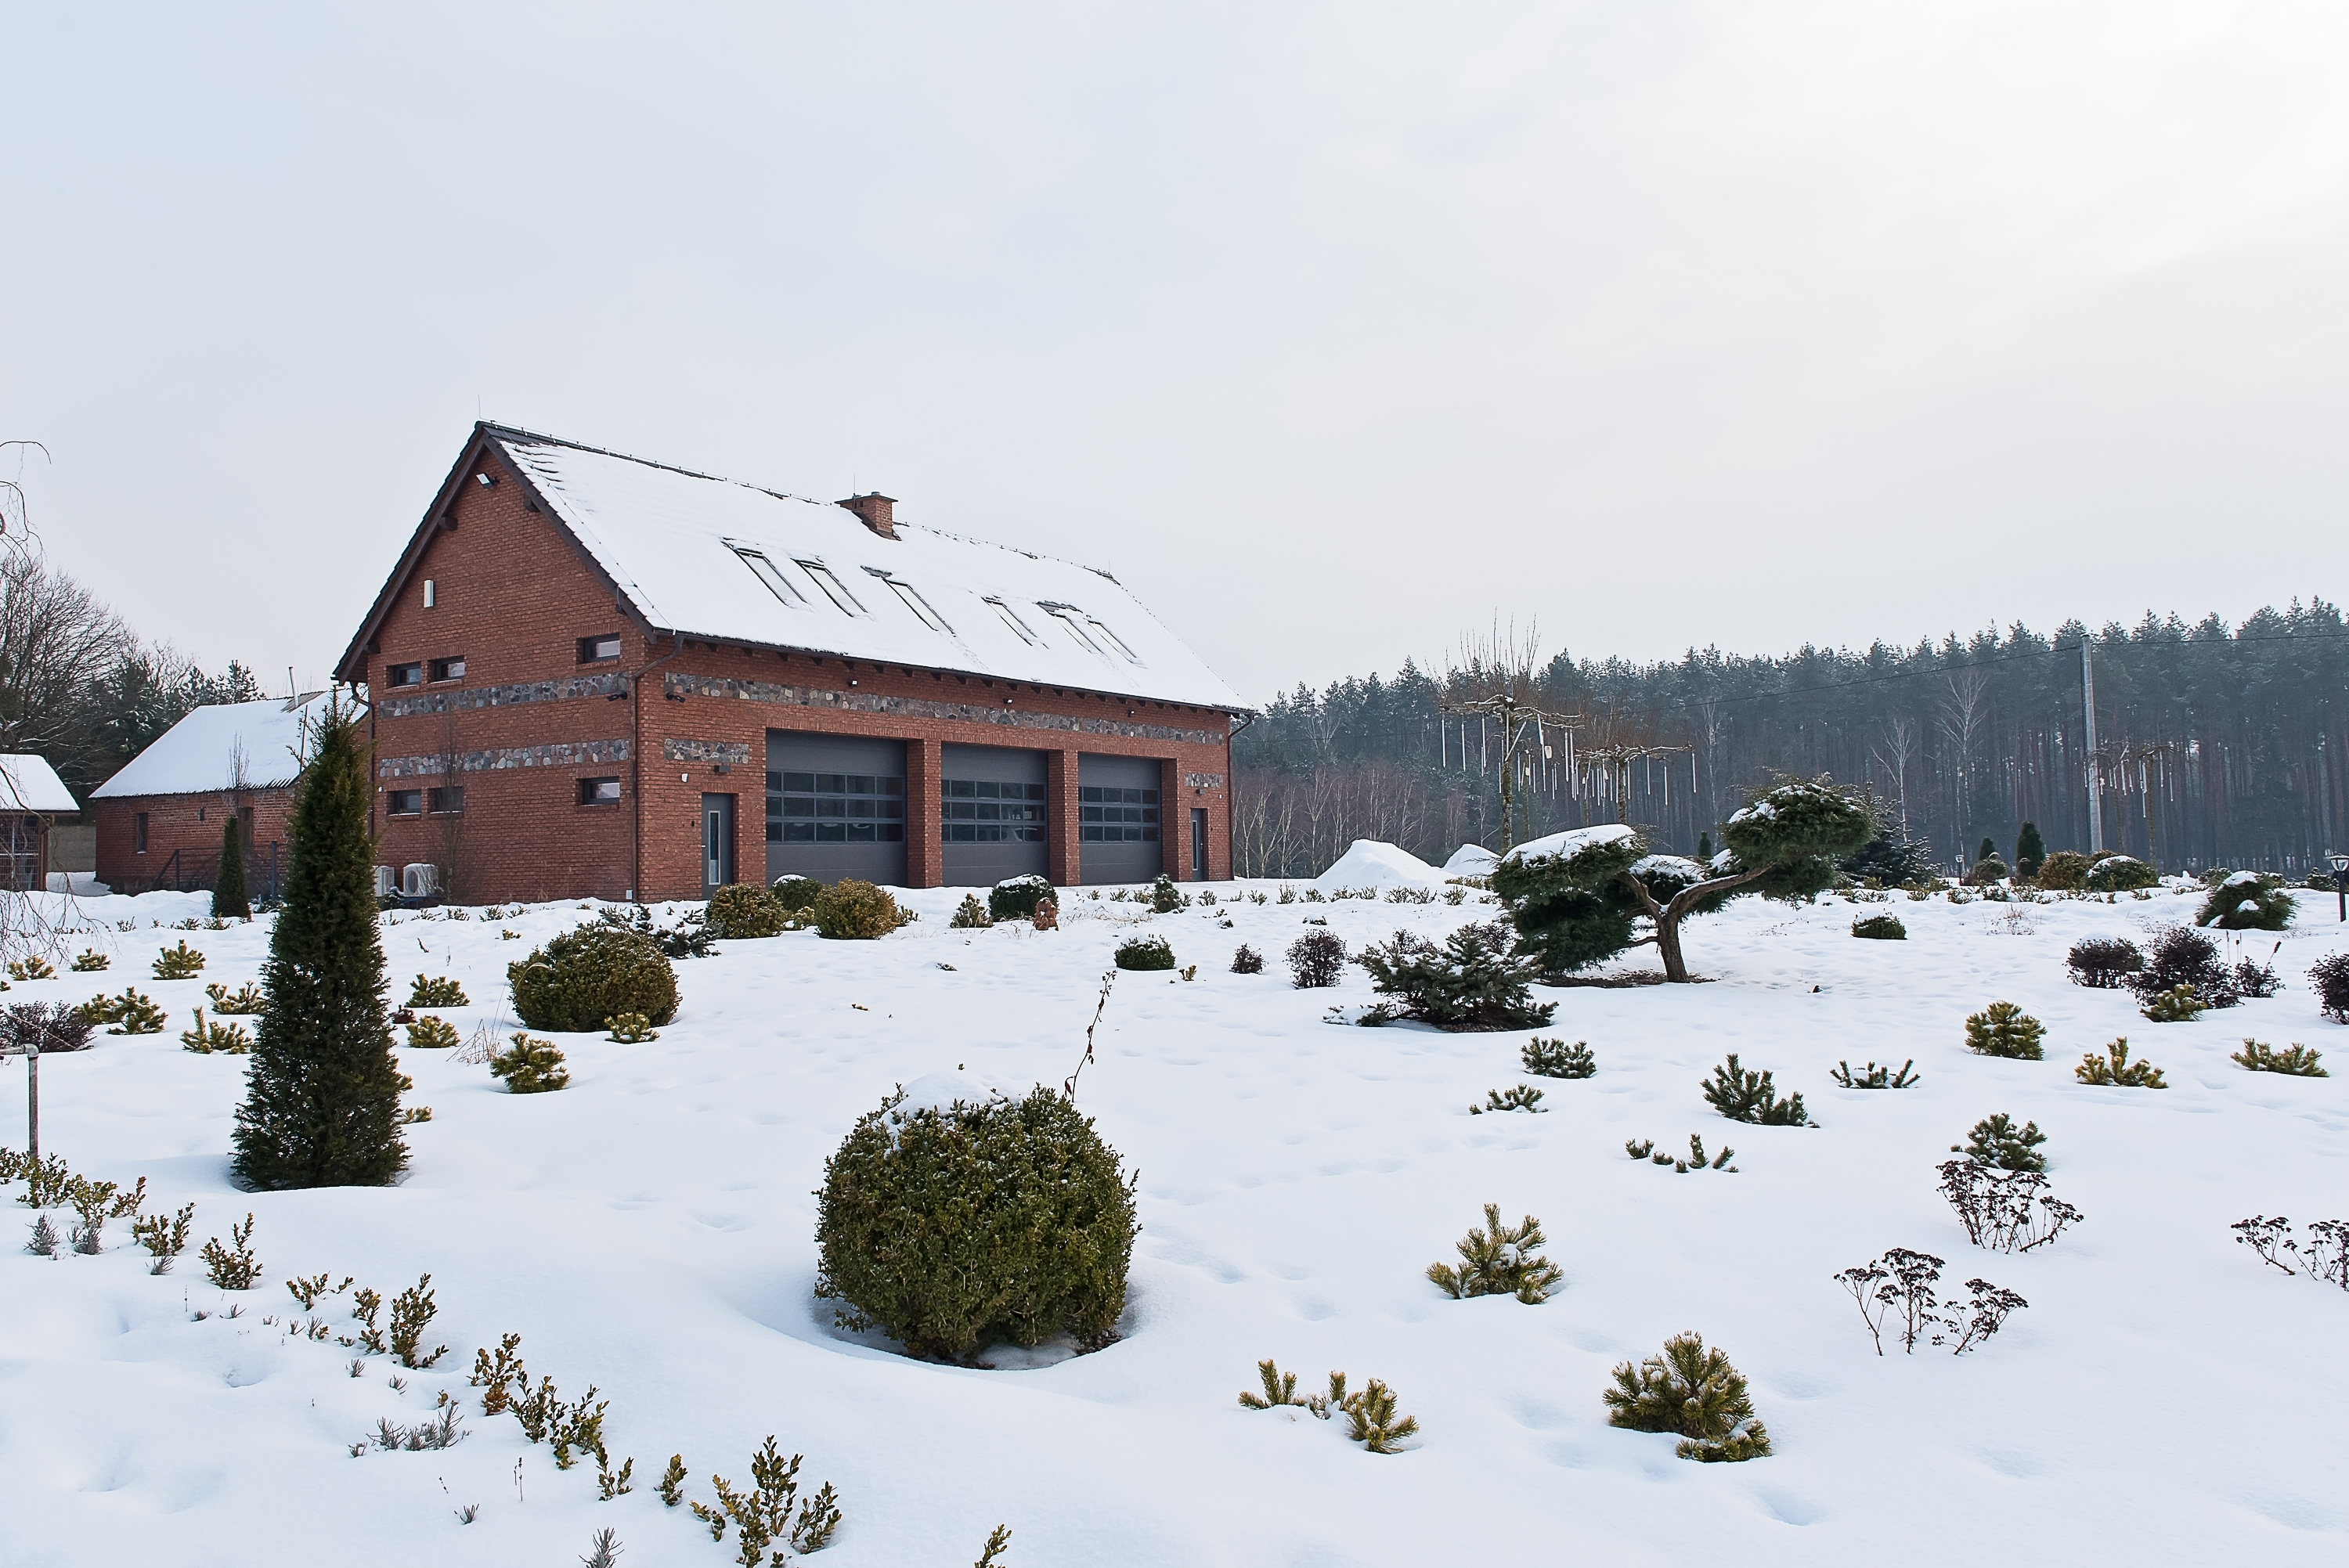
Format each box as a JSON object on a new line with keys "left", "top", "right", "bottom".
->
{"left": 1850, "top": 913, "right": 1906, "bottom": 939}
{"left": 706, "top": 882, "right": 788, "bottom": 939}
{"left": 770, "top": 874, "right": 822, "bottom": 915}
{"left": 988, "top": 875, "right": 1054, "bottom": 922}
{"left": 1355, "top": 921, "right": 1555, "bottom": 1030}
{"left": 1229, "top": 943, "right": 1264, "bottom": 975}
{"left": 813, "top": 880, "right": 907, "bottom": 941}
{"left": 814, "top": 1083, "right": 1138, "bottom": 1361}
{"left": 2195, "top": 871, "right": 2293, "bottom": 932}
{"left": 1113, "top": 933, "right": 1175, "bottom": 971}
{"left": 1954, "top": 1112, "right": 2046, "bottom": 1172}
{"left": 1425, "top": 1203, "right": 1563, "bottom": 1303}
{"left": 489, "top": 1034, "right": 571, "bottom": 1094}
{"left": 2085, "top": 854, "right": 2158, "bottom": 892}
{"left": 1962, "top": 1002, "right": 2045, "bottom": 1059}
{"left": 1603, "top": 1332, "right": 1771, "bottom": 1462}
{"left": 508, "top": 923, "right": 679, "bottom": 1033}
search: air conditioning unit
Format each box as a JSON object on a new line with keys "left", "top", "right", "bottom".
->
{"left": 401, "top": 863, "right": 438, "bottom": 898}
{"left": 374, "top": 866, "right": 397, "bottom": 899}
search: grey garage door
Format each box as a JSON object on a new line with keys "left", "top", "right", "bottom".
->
{"left": 941, "top": 743, "right": 1048, "bottom": 887}
{"left": 766, "top": 730, "right": 907, "bottom": 886}
{"left": 1078, "top": 753, "right": 1164, "bottom": 885}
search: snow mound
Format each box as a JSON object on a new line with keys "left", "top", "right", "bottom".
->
{"left": 1630, "top": 854, "right": 1706, "bottom": 884}
{"left": 893, "top": 1070, "right": 1005, "bottom": 1119}
{"left": 1502, "top": 823, "right": 1639, "bottom": 865}
{"left": 1312, "top": 840, "right": 1445, "bottom": 889}
{"left": 1440, "top": 843, "right": 1499, "bottom": 877}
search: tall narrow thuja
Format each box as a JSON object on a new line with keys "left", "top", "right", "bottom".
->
{"left": 231, "top": 702, "right": 407, "bottom": 1189}
{"left": 213, "top": 813, "right": 251, "bottom": 921}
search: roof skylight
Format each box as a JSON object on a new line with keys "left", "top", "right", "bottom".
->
{"left": 729, "top": 545, "right": 808, "bottom": 607}
{"left": 796, "top": 559, "right": 866, "bottom": 616}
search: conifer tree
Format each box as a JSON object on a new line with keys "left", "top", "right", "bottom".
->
{"left": 1696, "top": 832, "right": 1713, "bottom": 863}
{"left": 2013, "top": 822, "right": 2045, "bottom": 880}
{"left": 212, "top": 813, "right": 251, "bottom": 921}
{"left": 1977, "top": 837, "right": 1997, "bottom": 868}
{"left": 230, "top": 701, "right": 406, "bottom": 1189}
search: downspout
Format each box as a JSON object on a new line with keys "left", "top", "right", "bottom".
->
{"left": 1225, "top": 711, "right": 1255, "bottom": 877}
{"left": 629, "top": 632, "right": 687, "bottom": 903}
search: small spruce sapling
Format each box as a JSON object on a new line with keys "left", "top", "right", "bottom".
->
{"left": 1602, "top": 1332, "right": 1771, "bottom": 1462}
{"left": 1962, "top": 1002, "right": 2046, "bottom": 1059}
{"left": 2231, "top": 1039, "right": 2326, "bottom": 1076}
{"left": 2076, "top": 1038, "right": 2167, "bottom": 1088}
{"left": 1830, "top": 1059, "right": 1918, "bottom": 1088}
{"left": 200, "top": 1213, "right": 262, "bottom": 1289}
{"left": 1700, "top": 1054, "right": 1812, "bottom": 1126}
{"left": 1955, "top": 1113, "right": 2047, "bottom": 1172}
{"left": 1425, "top": 1203, "right": 1564, "bottom": 1303}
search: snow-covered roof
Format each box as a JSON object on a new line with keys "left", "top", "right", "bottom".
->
{"left": 476, "top": 429, "right": 1247, "bottom": 711}
{"left": 0, "top": 755, "right": 78, "bottom": 813}
{"left": 1501, "top": 823, "right": 1640, "bottom": 864}
{"left": 91, "top": 694, "right": 327, "bottom": 800}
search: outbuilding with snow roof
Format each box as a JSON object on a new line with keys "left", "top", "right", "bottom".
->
{"left": 90, "top": 693, "right": 325, "bottom": 897}
{"left": 0, "top": 755, "right": 80, "bottom": 892}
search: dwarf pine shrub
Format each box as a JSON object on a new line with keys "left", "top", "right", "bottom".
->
{"left": 1701, "top": 1054, "right": 1811, "bottom": 1125}
{"left": 406, "top": 1016, "right": 461, "bottom": 1050}
{"left": 1956, "top": 1112, "right": 2046, "bottom": 1171}
{"left": 604, "top": 1012, "right": 659, "bottom": 1044}
{"left": 950, "top": 894, "right": 994, "bottom": 930}
{"left": 489, "top": 1035, "right": 570, "bottom": 1093}
{"left": 2065, "top": 937, "right": 2143, "bottom": 989}
{"left": 1238, "top": 1357, "right": 1308, "bottom": 1409}
{"left": 813, "top": 879, "right": 907, "bottom": 941}
{"left": 2076, "top": 1037, "right": 2167, "bottom": 1087}
{"left": 1829, "top": 1058, "right": 1918, "bottom": 1088}
{"left": 70, "top": 950, "right": 109, "bottom": 972}
{"left": 2141, "top": 985, "right": 2203, "bottom": 1023}
{"left": 180, "top": 1009, "right": 254, "bottom": 1054}
{"left": 989, "top": 875, "right": 1054, "bottom": 922}
{"left": 1522, "top": 1036, "right": 1595, "bottom": 1078}
{"left": 408, "top": 975, "right": 468, "bottom": 1008}
{"left": 1356, "top": 921, "right": 1555, "bottom": 1030}
{"left": 200, "top": 1213, "right": 262, "bottom": 1289}
{"left": 7, "top": 955, "right": 55, "bottom": 981}
{"left": 151, "top": 941, "right": 207, "bottom": 980}
{"left": 815, "top": 1085, "right": 1138, "bottom": 1361}
{"left": 1113, "top": 933, "right": 1175, "bottom": 971}
{"left": 1470, "top": 1085, "right": 1546, "bottom": 1114}
{"left": 1603, "top": 1332, "right": 1770, "bottom": 1462}
{"left": 1425, "top": 1203, "right": 1564, "bottom": 1303}
{"left": 1850, "top": 913, "right": 1906, "bottom": 939}
{"left": 204, "top": 981, "right": 265, "bottom": 1014}
{"left": 1286, "top": 928, "right": 1347, "bottom": 988}
{"left": 1341, "top": 1379, "right": 1419, "bottom": 1454}
{"left": 508, "top": 923, "right": 679, "bottom": 1032}
{"left": 2232, "top": 1039, "right": 2327, "bottom": 1076}
{"left": 1229, "top": 944, "right": 1264, "bottom": 975}
{"left": 706, "top": 882, "right": 788, "bottom": 939}
{"left": 2036, "top": 849, "right": 2093, "bottom": 890}
{"left": 2197, "top": 871, "right": 2294, "bottom": 932}
{"left": 1962, "top": 1001, "right": 2045, "bottom": 1059}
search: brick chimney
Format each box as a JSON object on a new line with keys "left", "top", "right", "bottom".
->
{"left": 838, "top": 493, "right": 898, "bottom": 539}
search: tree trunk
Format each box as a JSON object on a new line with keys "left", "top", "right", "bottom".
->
{"left": 1654, "top": 914, "right": 1690, "bottom": 982}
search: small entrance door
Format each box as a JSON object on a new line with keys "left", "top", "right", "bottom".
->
{"left": 702, "top": 794, "right": 735, "bottom": 892}
{"left": 1190, "top": 807, "right": 1208, "bottom": 881}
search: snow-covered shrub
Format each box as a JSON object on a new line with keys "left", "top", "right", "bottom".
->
{"left": 1603, "top": 1333, "right": 1771, "bottom": 1462}
{"left": 2076, "top": 1037, "right": 2167, "bottom": 1087}
{"left": 2232, "top": 1039, "right": 2326, "bottom": 1076}
{"left": 2065, "top": 937, "right": 2142, "bottom": 989}
{"left": 1965, "top": 854, "right": 2011, "bottom": 887}
{"left": 812, "top": 880, "right": 907, "bottom": 941}
{"left": 1149, "top": 874, "right": 1187, "bottom": 914}
{"left": 1469, "top": 1084, "right": 1546, "bottom": 1114}
{"left": 151, "top": 940, "right": 206, "bottom": 979}
{"left": 489, "top": 1034, "right": 571, "bottom": 1094}
{"left": 1523, "top": 1036, "right": 1595, "bottom": 1078}
{"left": 1425, "top": 1202, "right": 1563, "bottom": 1303}
{"left": 407, "top": 974, "right": 469, "bottom": 1007}
{"left": 1850, "top": 913, "right": 1906, "bottom": 939}
{"left": 2141, "top": 985, "right": 2203, "bottom": 1022}
{"left": 2196, "top": 871, "right": 2293, "bottom": 932}
{"left": 2085, "top": 854, "right": 2158, "bottom": 892}
{"left": 406, "top": 1015, "right": 461, "bottom": 1050}
{"left": 989, "top": 874, "right": 1054, "bottom": 922}
{"left": 706, "top": 882, "right": 788, "bottom": 939}
{"left": 814, "top": 1085, "right": 1138, "bottom": 1361}
{"left": 1222, "top": 946, "right": 1262, "bottom": 978}
{"left": 1113, "top": 933, "right": 1175, "bottom": 971}
{"left": 601, "top": 903, "right": 714, "bottom": 959}
{"left": 1834, "top": 1249, "right": 2027, "bottom": 1356}
{"left": 1830, "top": 1058, "right": 1917, "bottom": 1088}
{"left": 508, "top": 923, "right": 679, "bottom": 1031}
{"left": 1962, "top": 1001, "right": 2045, "bottom": 1059}
{"left": 950, "top": 893, "right": 994, "bottom": 930}
{"left": 2311, "top": 953, "right": 2349, "bottom": 1023}
{"left": 1938, "top": 1158, "right": 2084, "bottom": 1253}
{"left": 1355, "top": 921, "right": 1555, "bottom": 1030}
{"left": 770, "top": 874, "right": 822, "bottom": 915}
{"left": 2037, "top": 849, "right": 2093, "bottom": 890}
{"left": 1956, "top": 1112, "right": 2046, "bottom": 1171}
{"left": 1286, "top": 928, "right": 1347, "bottom": 988}
{"left": 200, "top": 1213, "right": 262, "bottom": 1289}
{"left": 1701, "top": 1054, "right": 1811, "bottom": 1125}
{"left": 2, "top": 1001, "right": 95, "bottom": 1054}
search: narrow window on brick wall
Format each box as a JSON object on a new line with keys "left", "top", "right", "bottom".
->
{"left": 579, "top": 634, "right": 622, "bottom": 663}
{"left": 1078, "top": 785, "right": 1159, "bottom": 842}
{"left": 578, "top": 777, "right": 622, "bottom": 806}
{"left": 427, "top": 786, "right": 464, "bottom": 815}
{"left": 386, "top": 661, "right": 424, "bottom": 687}
{"left": 767, "top": 770, "right": 904, "bottom": 843}
{"left": 388, "top": 789, "right": 424, "bottom": 816}
{"left": 134, "top": 813, "right": 149, "bottom": 853}
{"left": 429, "top": 656, "right": 466, "bottom": 682}
{"left": 943, "top": 778, "right": 1048, "bottom": 843}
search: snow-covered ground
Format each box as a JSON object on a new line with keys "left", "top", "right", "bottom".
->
{"left": 4, "top": 878, "right": 2345, "bottom": 1566}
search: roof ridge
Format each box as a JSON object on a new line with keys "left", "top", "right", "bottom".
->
{"left": 481, "top": 422, "right": 830, "bottom": 506}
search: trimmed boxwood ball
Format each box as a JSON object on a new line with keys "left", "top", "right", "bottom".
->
{"left": 814, "top": 879, "right": 907, "bottom": 940}
{"left": 1850, "top": 912, "right": 1906, "bottom": 939}
{"left": 1113, "top": 933, "right": 1176, "bottom": 971}
{"left": 770, "top": 874, "right": 822, "bottom": 914}
{"left": 815, "top": 1085, "right": 1138, "bottom": 1361}
{"left": 2085, "top": 854, "right": 2158, "bottom": 892}
{"left": 705, "top": 881, "right": 788, "bottom": 939}
{"left": 507, "top": 921, "right": 680, "bottom": 1033}
{"left": 989, "top": 874, "right": 1055, "bottom": 922}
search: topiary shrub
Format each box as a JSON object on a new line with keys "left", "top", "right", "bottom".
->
{"left": 1603, "top": 1332, "right": 1771, "bottom": 1462}
{"left": 2308, "top": 953, "right": 2349, "bottom": 1024}
{"left": 813, "top": 880, "right": 907, "bottom": 941}
{"left": 1229, "top": 944, "right": 1264, "bottom": 975}
{"left": 2196, "top": 871, "right": 2293, "bottom": 932}
{"left": 950, "top": 894, "right": 994, "bottom": 930}
{"left": 988, "top": 876, "right": 1053, "bottom": 923}
{"left": 2125, "top": 927, "right": 2237, "bottom": 1011}
{"left": 706, "top": 882, "right": 788, "bottom": 939}
{"left": 1850, "top": 913, "right": 1906, "bottom": 940}
{"left": 2086, "top": 854, "right": 2158, "bottom": 892}
{"left": 1113, "top": 933, "right": 1175, "bottom": 971}
{"left": 1355, "top": 921, "right": 1555, "bottom": 1030}
{"left": 2066, "top": 937, "right": 2142, "bottom": 989}
{"left": 508, "top": 923, "right": 680, "bottom": 1033}
{"left": 1963, "top": 1002, "right": 2045, "bottom": 1060}
{"left": 489, "top": 1034, "right": 570, "bottom": 1093}
{"left": 1286, "top": 928, "right": 1348, "bottom": 988}
{"left": 814, "top": 1084, "right": 1138, "bottom": 1361}
{"left": 2036, "top": 850, "right": 2094, "bottom": 890}
{"left": 770, "top": 875, "right": 822, "bottom": 915}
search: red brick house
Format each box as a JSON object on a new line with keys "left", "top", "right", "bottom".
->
{"left": 90, "top": 695, "right": 322, "bottom": 896}
{"left": 0, "top": 755, "right": 80, "bottom": 891}
{"left": 335, "top": 424, "right": 1247, "bottom": 904}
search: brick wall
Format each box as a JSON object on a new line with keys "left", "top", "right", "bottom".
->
{"left": 93, "top": 788, "right": 297, "bottom": 892}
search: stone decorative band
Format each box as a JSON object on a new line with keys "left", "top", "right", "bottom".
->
{"left": 662, "top": 738, "right": 753, "bottom": 765}
{"left": 1182, "top": 772, "right": 1227, "bottom": 789}
{"left": 378, "top": 739, "right": 632, "bottom": 779}
{"left": 664, "top": 673, "right": 1229, "bottom": 748}
{"left": 377, "top": 672, "right": 626, "bottom": 719}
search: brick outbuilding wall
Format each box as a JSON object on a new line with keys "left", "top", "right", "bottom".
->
{"left": 93, "top": 788, "right": 296, "bottom": 893}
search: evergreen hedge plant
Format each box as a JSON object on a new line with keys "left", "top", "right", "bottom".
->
{"left": 706, "top": 882, "right": 788, "bottom": 939}
{"left": 508, "top": 922, "right": 680, "bottom": 1033}
{"left": 813, "top": 880, "right": 907, "bottom": 940}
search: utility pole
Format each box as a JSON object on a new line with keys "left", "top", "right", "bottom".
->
{"left": 2080, "top": 640, "right": 2102, "bottom": 854}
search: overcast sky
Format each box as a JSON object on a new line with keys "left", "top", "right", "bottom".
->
{"left": 9, "top": 2, "right": 2346, "bottom": 706}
